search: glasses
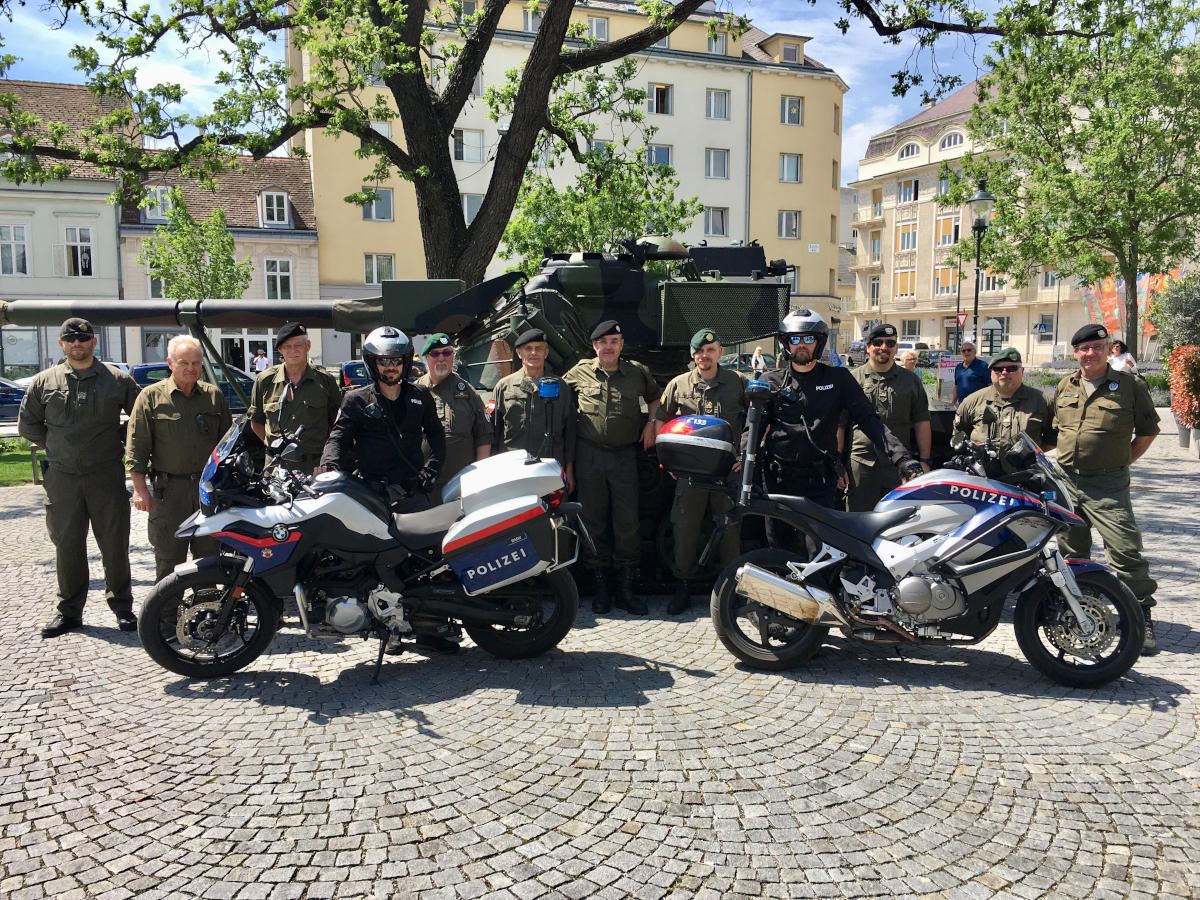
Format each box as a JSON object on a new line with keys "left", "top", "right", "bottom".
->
{"left": 786, "top": 334, "right": 818, "bottom": 345}
{"left": 425, "top": 348, "right": 454, "bottom": 358}
{"left": 1075, "top": 341, "right": 1108, "bottom": 354}
{"left": 375, "top": 356, "right": 406, "bottom": 367}
{"left": 992, "top": 364, "right": 1019, "bottom": 373}
{"left": 962, "top": 346, "right": 976, "bottom": 352}
{"left": 870, "top": 339, "right": 897, "bottom": 348}
{"left": 62, "top": 334, "right": 93, "bottom": 343}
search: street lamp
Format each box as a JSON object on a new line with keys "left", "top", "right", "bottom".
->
{"left": 968, "top": 179, "right": 996, "bottom": 351}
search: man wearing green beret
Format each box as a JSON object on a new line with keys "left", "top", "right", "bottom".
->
{"left": 415, "top": 333, "right": 492, "bottom": 503}
{"left": 655, "top": 329, "right": 747, "bottom": 615}
{"left": 953, "top": 347, "right": 1053, "bottom": 457}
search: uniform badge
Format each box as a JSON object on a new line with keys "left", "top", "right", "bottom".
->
{"left": 271, "top": 524, "right": 290, "bottom": 542}
{"left": 1108, "top": 382, "right": 1118, "bottom": 391}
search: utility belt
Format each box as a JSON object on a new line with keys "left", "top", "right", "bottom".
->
{"left": 767, "top": 458, "right": 835, "bottom": 481}
{"left": 150, "top": 470, "right": 202, "bottom": 499}
{"left": 1060, "top": 464, "right": 1128, "bottom": 479}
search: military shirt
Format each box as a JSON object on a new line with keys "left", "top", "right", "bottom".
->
{"left": 848, "top": 363, "right": 930, "bottom": 463}
{"left": 18, "top": 360, "right": 140, "bottom": 475}
{"left": 655, "top": 366, "right": 748, "bottom": 434}
{"left": 954, "top": 382, "right": 1051, "bottom": 451}
{"left": 415, "top": 372, "right": 493, "bottom": 481}
{"left": 491, "top": 371, "right": 577, "bottom": 464}
{"left": 126, "top": 376, "right": 232, "bottom": 476}
{"left": 1050, "top": 365, "right": 1159, "bottom": 474}
{"left": 248, "top": 363, "right": 343, "bottom": 460}
{"left": 564, "top": 357, "right": 660, "bottom": 448}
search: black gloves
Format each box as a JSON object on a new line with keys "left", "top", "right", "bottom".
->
{"left": 416, "top": 465, "right": 438, "bottom": 492}
{"left": 899, "top": 458, "right": 925, "bottom": 481}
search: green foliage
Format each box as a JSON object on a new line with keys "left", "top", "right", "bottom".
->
{"left": 137, "top": 189, "right": 254, "bottom": 302}
{"left": 1147, "top": 273, "right": 1200, "bottom": 357}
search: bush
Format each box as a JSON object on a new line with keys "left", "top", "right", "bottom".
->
{"left": 1167, "top": 345, "right": 1200, "bottom": 428}
{"left": 1148, "top": 274, "right": 1200, "bottom": 357}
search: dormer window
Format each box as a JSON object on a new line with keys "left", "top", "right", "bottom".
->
{"left": 262, "top": 190, "right": 290, "bottom": 227}
{"left": 144, "top": 185, "right": 172, "bottom": 222}
{"left": 782, "top": 43, "right": 799, "bottom": 63}
{"left": 939, "top": 132, "right": 964, "bottom": 150}
{"left": 898, "top": 142, "right": 919, "bottom": 160}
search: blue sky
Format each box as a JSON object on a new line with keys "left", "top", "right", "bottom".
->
{"left": 2, "top": 0, "right": 994, "bottom": 183}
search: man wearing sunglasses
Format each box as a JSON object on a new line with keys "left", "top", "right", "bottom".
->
{"left": 414, "top": 333, "right": 492, "bottom": 503}
{"left": 951, "top": 341, "right": 990, "bottom": 404}
{"left": 952, "top": 347, "right": 1052, "bottom": 459}
{"left": 19, "top": 317, "right": 141, "bottom": 638}
{"left": 846, "top": 323, "right": 932, "bottom": 511}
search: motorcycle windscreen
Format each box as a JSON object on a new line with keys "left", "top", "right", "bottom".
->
{"left": 442, "top": 497, "right": 555, "bottom": 595}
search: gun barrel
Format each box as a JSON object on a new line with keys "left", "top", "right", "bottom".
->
{"left": 0, "top": 299, "right": 380, "bottom": 332}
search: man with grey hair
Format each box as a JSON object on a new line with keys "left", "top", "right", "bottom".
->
{"left": 127, "top": 334, "right": 232, "bottom": 581}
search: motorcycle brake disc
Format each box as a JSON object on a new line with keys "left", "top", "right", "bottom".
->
{"left": 176, "top": 597, "right": 244, "bottom": 654}
{"left": 1045, "top": 595, "right": 1116, "bottom": 660}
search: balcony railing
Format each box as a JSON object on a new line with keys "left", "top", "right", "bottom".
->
{"left": 852, "top": 203, "right": 884, "bottom": 223}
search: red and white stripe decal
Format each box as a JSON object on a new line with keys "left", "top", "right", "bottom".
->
{"left": 214, "top": 530, "right": 301, "bottom": 548}
{"left": 443, "top": 506, "right": 543, "bottom": 554}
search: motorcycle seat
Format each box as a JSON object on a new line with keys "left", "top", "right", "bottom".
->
{"left": 766, "top": 494, "right": 916, "bottom": 544}
{"left": 391, "top": 502, "right": 462, "bottom": 549}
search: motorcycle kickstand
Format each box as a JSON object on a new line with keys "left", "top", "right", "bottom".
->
{"left": 370, "top": 635, "right": 387, "bottom": 685}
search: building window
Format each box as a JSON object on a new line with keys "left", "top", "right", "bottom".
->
{"left": 706, "top": 89, "right": 729, "bottom": 120}
{"left": 0, "top": 224, "right": 29, "bottom": 275}
{"left": 646, "top": 144, "right": 671, "bottom": 166}
{"left": 648, "top": 83, "right": 673, "bottom": 115}
{"left": 148, "top": 270, "right": 164, "bottom": 299}
{"left": 939, "top": 132, "right": 964, "bottom": 150}
{"left": 144, "top": 186, "right": 172, "bottom": 221}
{"left": 982, "top": 269, "right": 1004, "bottom": 292}
{"left": 898, "top": 178, "right": 919, "bottom": 203}
{"left": 462, "top": 193, "right": 483, "bottom": 224}
{"left": 704, "top": 207, "right": 728, "bottom": 237}
{"left": 452, "top": 128, "right": 485, "bottom": 163}
{"left": 459, "top": 0, "right": 477, "bottom": 20}
{"left": 587, "top": 16, "right": 608, "bottom": 41}
{"left": 64, "top": 226, "right": 93, "bottom": 277}
{"left": 933, "top": 265, "right": 958, "bottom": 295}
{"left": 588, "top": 139, "right": 612, "bottom": 155}
{"left": 1039, "top": 313, "right": 1055, "bottom": 342}
{"left": 265, "top": 259, "right": 292, "bottom": 300}
{"left": 362, "top": 188, "right": 394, "bottom": 221}
{"left": 704, "top": 148, "right": 729, "bottom": 179}
{"left": 780, "top": 95, "right": 803, "bottom": 125}
{"left": 708, "top": 33, "right": 726, "bottom": 54}
{"left": 779, "top": 153, "right": 801, "bottom": 183}
{"left": 833, "top": 103, "right": 841, "bottom": 135}
{"left": 470, "top": 71, "right": 483, "bottom": 98}
{"left": 651, "top": 35, "right": 669, "bottom": 49}
{"left": 364, "top": 253, "right": 394, "bottom": 284}
{"left": 782, "top": 42, "right": 799, "bottom": 63}
{"left": 778, "top": 210, "right": 800, "bottom": 239}
{"left": 894, "top": 269, "right": 916, "bottom": 298}
{"left": 1041, "top": 268, "right": 1058, "bottom": 288}
{"left": 788, "top": 267, "right": 800, "bottom": 295}
{"left": 895, "top": 221, "right": 917, "bottom": 251}
{"left": 902, "top": 319, "right": 921, "bottom": 338}
{"left": 935, "top": 214, "right": 960, "bottom": 246}
{"left": 937, "top": 174, "right": 953, "bottom": 195}
{"left": 522, "top": 8, "right": 541, "bottom": 32}
{"left": 830, "top": 215, "right": 837, "bottom": 242}
{"left": 262, "top": 191, "right": 289, "bottom": 226}
{"left": 869, "top": 231, "right": 881, "bottom": 263}
{"left": 832, "top": 160, "right": 839, "bottom": 189}
{"left": 898, "top": 142, "right": 919, "bottom": 160}
{"left": 869, "top": 276, "right": 880, "bottom": 306}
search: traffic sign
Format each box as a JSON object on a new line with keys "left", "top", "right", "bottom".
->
{"left": 956, "top": 312, "right": 968, "bottom": 328}
{"left": 1034, "top": 322, "right": 1049, "bottom": 333}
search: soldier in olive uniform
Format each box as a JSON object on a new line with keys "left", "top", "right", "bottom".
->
{"left": 846, "top": 323, "right": 932, "bottom": 511}
{"left": 1049, "top": 323, "right": 1161, "bottom": 655}
{"left": 19, "top": 317, "right": 141, "bottom": 638}
{"left": 415, "top": 333, "right": 492, "bottom": 502}
{"left": 491, "top": 328, "right": 576, "bottom": 490}
{"left": 127, "top": 335, "right": 233, "bottom": 581}
{"left": 564, "top": 320, "right": 660, "bottom": 615}
{"left": 249, "top": 322, "right": 342, "bottom": 472}
{"left": 654, "top": 328, "right": 746, "bottom": 615}
{"left": 953, "top": 347, "right": 1053, "bottom": 456}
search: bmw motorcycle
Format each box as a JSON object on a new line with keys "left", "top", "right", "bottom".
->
{"left": 657, "top": 380, "right": 1144, "bottom": 687}
{"left": 137, "top": 419, "right": 584, "bottom": 680}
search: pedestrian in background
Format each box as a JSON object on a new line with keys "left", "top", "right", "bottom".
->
{"left": 953, "top": 347, "right": 1052, "bottom": 457}
{"left": 18, "top": 318, "right": 141, "bottom": 638}
{"left": 126, "top": 335, "right": 232, "bottom": 581}
{"left": 564, "top": 320, "right": 660, "bottom": 615}
{"left": 901, "top": 350, "right": 918, "bottom": 370}
{"left": 248, "top": 322, "right": 342, "bottom": 473}
{"left": 951, "top": 341, "right": 990, "bottom": 404}
{"left": 655, "top": 328, "right": 746, "bottom": 616}
{"left": 751, "top": 346, "right": 766, "bottom": 378}
{"left": 1049, "top": 323, "right": 1161, "bottom": 655}
{"left": 253, "top": 350, "right": 269, "bottom": 373}
{"left": 415, "top": 333, "right": 492, "bottom": 502}
{"left": 1108, "top": 339, "right": 1139, "bottom": 375}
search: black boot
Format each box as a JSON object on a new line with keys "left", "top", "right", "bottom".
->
{"left": 1141, "top": 604, "right": 1159, "bottom": 656}
{"left": 591, "top": 569, "right": 613, "bottom": 615}
{"left": 667, "top": 580, "right": 690, "bottom": 616}
{"left": 613, "top": 570, "right": 647, "bottom": 615}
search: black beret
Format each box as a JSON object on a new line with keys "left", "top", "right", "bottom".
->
{"left": 60, "top": 317, "right": 96, "bottom": 339}
{"left": 866, "top": 323, "right": 898, "bottom": 343}
{"left": 1071, "top": 323, "right": 1109, "bottom": 346}
{"left": 275, "top": 322, "right": 308, "bottom": 347}
{"left": 590, "top": 319, "right": 622, "bottom": 341}
{"left": 514, "top": 328, "right": 547, "bottom": 348}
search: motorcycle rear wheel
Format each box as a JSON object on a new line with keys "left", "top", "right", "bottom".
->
{"left": 138, "top": 567, "right": 281, "bottom": 678}
{"left": 464, "top": 568, "right": 579, "bottom": 659}
{"left": 710, "top": 549, "right": 829, "bottom": 670}
{"left": 1014, "top": 570, "right": 1143, "bottom": 687}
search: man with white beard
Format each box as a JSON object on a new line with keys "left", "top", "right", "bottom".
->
{"left": 414, "top": 333, "right": 492, "bottom": 503}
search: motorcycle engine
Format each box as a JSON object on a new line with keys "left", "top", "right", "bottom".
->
{"left": 325, "top": 597, "right": 370, "bottom": 633}
{"left": 894, "top": 575, "right": 965, "bottom": 621}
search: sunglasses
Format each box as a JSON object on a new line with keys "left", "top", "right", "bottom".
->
{"left": 425, "top": 348, "right": 454, "bottom": 358}
{"left": 376, "top": 356, "right": 406, "bottom": 367}
{"left": 870, "top": 339, "right": 897, "bottom": 348}
{"left": 62, "top": 334, "right": 93, "bottom": 343}
{"left": 786, "top": 334, "right": 818, "bottom": 345}
{"left": 962, "top": 347, "right": 976, "bottom": 352}
{"left": 992, "top": 364, "right": 1019, "bottom": 373}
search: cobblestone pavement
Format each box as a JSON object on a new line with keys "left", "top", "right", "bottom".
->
{"left": 2, "top": 419, "right": 1198, "bottom": 899}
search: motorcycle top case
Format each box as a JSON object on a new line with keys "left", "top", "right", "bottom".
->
{"left": 656, "top": 415, "right": 736, "bottom": 478}
{"left": 442, "top": 495, "right": 556, "bottom": 596}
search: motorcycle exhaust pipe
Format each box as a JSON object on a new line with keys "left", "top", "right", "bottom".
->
{"left": 734, "top": 563, "right": 846, "bottom": 626}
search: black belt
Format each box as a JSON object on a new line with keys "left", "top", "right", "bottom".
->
{"left": 581, "top": 439, "right": 634, "bottom": 451}
{"left": 163, "top": 472, "right": 202, "bottom": 481}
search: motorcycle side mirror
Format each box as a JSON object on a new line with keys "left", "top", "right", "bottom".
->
{"left": 746, "top": 378, "right": 771, "bottom": 405}
{"left": 538, "top": 377, "right": 560, "bottom": 400}
{"left": 950, "top": 435, "right": 970, "bottom": 454}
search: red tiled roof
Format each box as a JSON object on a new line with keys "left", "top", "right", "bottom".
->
{"left": 1, "top": 79, "right": 123, "bottom": 181}
{"left": 863, "top": 79, "right": 985, "bottom": 159}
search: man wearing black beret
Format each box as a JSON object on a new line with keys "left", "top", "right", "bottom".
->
{"left": 1048, "top": 322, "right": 1161, "bottom": 654}
{"left": 564, "top": 319, "right": 660, "bottom": 615}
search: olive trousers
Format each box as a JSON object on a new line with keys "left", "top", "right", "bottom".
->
{"left": 575, "top": 440, "right": 640, "bottom": 570}
{"left": 846, "top": 457, "right": 901, "bottom": 512}
{"left": 670, "top": 477, "right": 740, "bottom": 581}
{"left": 148, "top": 475, "right": 219, "bottom": 583}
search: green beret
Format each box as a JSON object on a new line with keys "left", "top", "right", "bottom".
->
{"left": 989, "top": 347, "right": 1022, "bottom": 368}
{"left": 690, "top": 328, "right": 719, "bottom": 353}
{"left": 421, "top": 333, "right": 452, "bottom": 355}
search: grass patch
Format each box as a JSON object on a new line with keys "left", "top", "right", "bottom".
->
{"left": 0, "top": 438, "right": 41, "bottom": 487}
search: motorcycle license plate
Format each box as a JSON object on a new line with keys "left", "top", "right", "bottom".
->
{"left": 448, "top": 532, "right": 542, "bottom": 593}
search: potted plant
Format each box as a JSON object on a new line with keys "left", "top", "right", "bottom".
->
{"left": 1167, "top": 345, "right": 1200, "bottom": 450}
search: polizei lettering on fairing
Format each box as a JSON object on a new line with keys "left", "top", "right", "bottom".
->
{"left": 947, "top": 484, "right": 1017, "bottom": 506}
{"left": 465, "top": 545, "right": 530, "bottom": 581}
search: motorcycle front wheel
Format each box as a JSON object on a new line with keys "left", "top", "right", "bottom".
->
{"left": 710, "top": 548, "right": 829, "bottom": 670}
{"left": 1013, "top": 570, "right": 1144, "bottom": 688}
{"left": 138, "top": 566, "right": 282, "bottom": 678}
{"left": 464, "top": 568, "right": 579, "bottom": 659}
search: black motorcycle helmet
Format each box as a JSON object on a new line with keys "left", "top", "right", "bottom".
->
{"left": 778, "top": 308, "right": 829, "bottom": 359}
{"left": 363, "top": 325, "right": 415, "bottom": 384}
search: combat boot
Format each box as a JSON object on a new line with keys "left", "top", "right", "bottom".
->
{"left": 591, "top": 569, "right": 614, "bottom": 615}
{"left": 667, "top": 580, "right": 690, "bottom": 616}
{"left": 1141, "top": 604, "right": 1159, "bottom": 656}
{"left": 613, "top": 570, "right": 647, "bottom": 615}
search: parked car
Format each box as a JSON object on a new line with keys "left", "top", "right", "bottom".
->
{"left": 718, "top": 352, "right": 776, "bottom": 375}
{"left": 0, "top": 377, "right": 25, "bottom": 422}
{"left": 338, "top": 358, "right": 427, "bottom": 392}
{"left": 132, "top": 362, "right": 256, "bottom": 413}
{"left": 846, "top": 341, "right": 868, "bottom": 367}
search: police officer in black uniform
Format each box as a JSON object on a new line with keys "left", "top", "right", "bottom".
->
{"left": 747, "top": 309, "right": 922, "bottom": 550}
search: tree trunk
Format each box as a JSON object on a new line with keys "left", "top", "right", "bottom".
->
{"left": 1120, "top": 260, "right": 1141, "bottom": 360}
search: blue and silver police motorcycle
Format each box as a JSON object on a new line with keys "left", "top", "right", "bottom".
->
{"left": 657, "top": 380, "right": 1144, "bottom": 688}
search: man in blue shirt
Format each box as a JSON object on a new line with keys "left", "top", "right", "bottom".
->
{"left": 952, "top": 341, "right": 991, "bottom": 404}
